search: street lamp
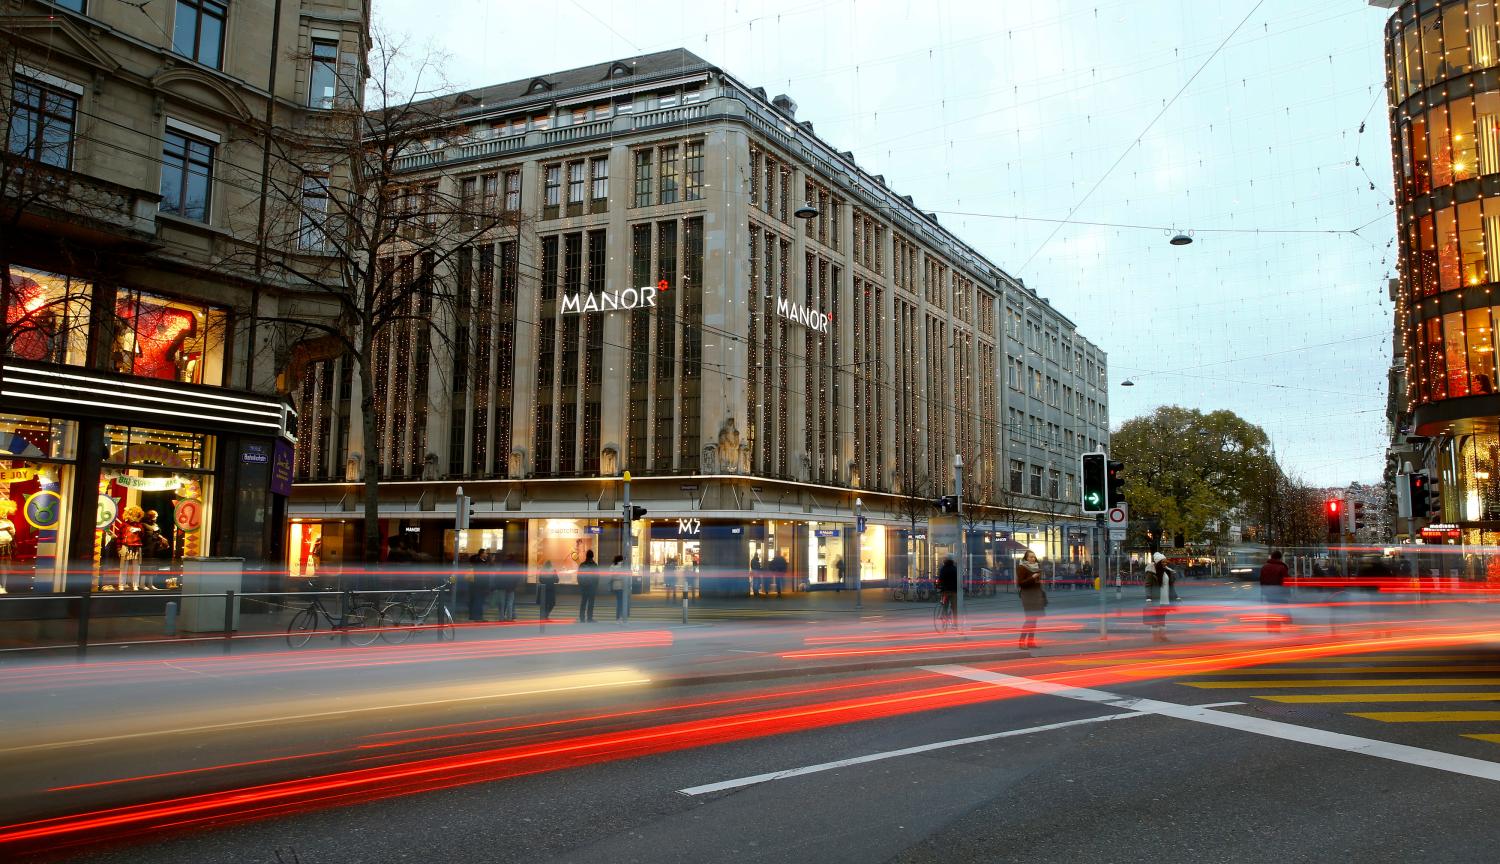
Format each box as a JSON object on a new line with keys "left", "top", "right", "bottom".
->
{"left": 1121, "top": 378, "right": 1136, "bottom": 387}
{"left": 794, "top": 201, "right": 819, "bottom": 219}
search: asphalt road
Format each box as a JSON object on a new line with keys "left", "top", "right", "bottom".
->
{"left": 8, "top": 583, "right": 1500, "bottom": 863}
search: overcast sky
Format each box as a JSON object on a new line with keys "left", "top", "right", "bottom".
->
{"left": 376, "top": 0, "right": 1396, "bottom": 486}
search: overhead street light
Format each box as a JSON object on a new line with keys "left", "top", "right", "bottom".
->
{"left": 794, "top": 201, "right": 819, "bottom": 219}
{"left": 1121, "top": 379, "right": 1136, "bottom": 387}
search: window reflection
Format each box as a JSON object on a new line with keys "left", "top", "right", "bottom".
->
{"left": 1467, "top": 308, "right": 1496, "bottom": 394}
{"left": 3, "top": 267, "right": 90, "bottom": 366}
{"left": 112, "top": 289, "right": 228, "bottom": 386}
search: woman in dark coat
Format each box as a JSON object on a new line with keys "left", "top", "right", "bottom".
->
{"left": 1016, "top": 550, "right": 1047, "bottom": 648}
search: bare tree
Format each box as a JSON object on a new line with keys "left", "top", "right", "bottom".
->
{"left": 223, "top": 31, "right": 521, "bottom": 561}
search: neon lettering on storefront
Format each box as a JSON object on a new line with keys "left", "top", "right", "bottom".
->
{"left": 561, "top": 281, "right": 662, "bottom": 315}
{"left": 775, "top": 297, "right": 830, "bottom": 334}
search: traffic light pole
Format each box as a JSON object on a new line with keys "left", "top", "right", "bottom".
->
{"left": 621, "top": 472, "right": 632, "bottom": 623}
{"left": 1097, "top": 512, "right": 1107, "bottom": 638}
{"left": 954, "top": 454, "right": 965, "bottom": 631}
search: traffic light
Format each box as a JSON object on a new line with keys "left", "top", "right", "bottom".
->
{"left": 934, "top": 495, "right": 958, "bottom": 513}
{"left": 1408, "top": 472, "right": 1432, "bottom": 519}
{"left": 1106, "top": 460, "right": 1125, "bottom": 508}
{"left": 1080, "top": 453, "right": 1106, "bottom": 513}
{"left": 1353, "top": 500, "right": 1366, "bottom": 531}
{"left": 1325, "top": 499, "right": 1343, "bottom": 540}
{"left": 456, "top": 494, "right": 473, "bottom": 530}
{"left": 628, "top": 505, "right": 648, "bottom": 521}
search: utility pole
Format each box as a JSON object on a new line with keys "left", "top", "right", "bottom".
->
{"left": 854, "top": 496, "right": 864, "bottom": 609}
{"left": 621, "top": 471, "right": 632, "bottom": 623}
{"left": 955, "top": 453, "right": 965, "bottom": 629}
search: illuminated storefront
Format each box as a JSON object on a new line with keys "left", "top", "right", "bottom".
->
{"left": 0, "top": 416, "right": 76, "bottom": 593}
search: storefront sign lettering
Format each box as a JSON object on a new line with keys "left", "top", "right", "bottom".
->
{"left": 174, "top": 498, "right": 203, "bottom": 533}
{"left": 677, "top": 518, "right": 701, "bottom": 536}
{"left": 271, "top": 439, "right": 295, "bottom": 496}
{"left": 112, "top": 474, "right": 184, "bottom": 492}
{"left": 96, "top": 494, "right": 118, "bottom": 529}
{"left": 775, "top": 298, "right": 831, "bottom": 334}
{"left": 561, "top": 284, "right": 659, "bottom": 315}
{"left": 24, "top": 490, "right": 61, "bottom": 530}
{"left": 814, "top": 528, "right": 840, "bottom": 538}
{"left": 0, "top": 467, "right": 37, "bottom": 483}
{"left": 241, "top": 443, "right": 270, "bottom": 464}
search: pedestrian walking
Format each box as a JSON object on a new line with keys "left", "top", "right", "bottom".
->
{"left": 497, "top": 555, "right": 520, "bottom": 621}
{"left": 770, "top": 550, "right": 788, "bottom": 596}
{"left": 577, "top": 550, "right": 599, "bottom": 622}
{"left": 1016, "top": 550, "right": 1047, "bottom": 648}
{"left": 1144, "top": 552, "right": 1172, "bottom": 642}
{"left": 749, "top": 552, "right": 763, "bottom": 596}
{"left": 467, "top": 548, "right": 493, "bottom": 621}
{"left": 835, "top": 555, "right": 845, "bottom": 592}
{"left": 664, "top": 556, "right": 679, "bottom": 601}
{"left": 537, "top": 561, "right": 559, "bottom": 620}
{"left": 1259, "top": 549, "right": 1290, "bottom": 633}
{"left": 611, "top": 555, "right": 628, "bottom": 620}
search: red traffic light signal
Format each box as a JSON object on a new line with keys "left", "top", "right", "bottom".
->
{"left": 1326, "top": 499, "right": 1342, "bottom": 516}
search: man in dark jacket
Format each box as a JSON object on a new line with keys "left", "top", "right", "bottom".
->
{"left": 769, "top": 551, "right": 788, "bottom": 597}
{"left": 577, "top": 550, "right": 599, "bottom": 622}
{"left": 937, "top": 557, "right": 958, "bottom": 615}
{"left": 1259, "top": 549, "right": 1291, "bottom": 632}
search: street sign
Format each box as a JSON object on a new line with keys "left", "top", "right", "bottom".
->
{"left": 856, "top": 515, "right": 867, "bottom": 534}
{"left": 1108, "top": 528, "right": 1126, "bottom": 543}
{"left": 929, "top": 516, "right": 959, "bottom": 546}
{"left": 814, "top": 528, "right": 841, "bottom": 538}
{"left": 1107, "top": 504, "right": 1128, "bottom": 529}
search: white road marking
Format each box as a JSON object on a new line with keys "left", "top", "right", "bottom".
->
{"left": 678, "top": 712, "right": 1146, "bottom": 796}
{"left": 923, "top": 665, "right": 1500, "bottom": 784}
{"left": 0, "top": 677, "right": 650, "bottom": 755}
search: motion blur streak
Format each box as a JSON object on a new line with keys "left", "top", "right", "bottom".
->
{"left": 0, "top": 630, "right": 675, "bottom": 693}
{"left": 0, "top": 681, "right": 1011, "bottom": 853}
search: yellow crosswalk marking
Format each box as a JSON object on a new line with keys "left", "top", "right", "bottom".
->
{"left": 1349, "top": 711, "right": 1500, "bottom": 722}
{"left": 1258, "top": 693, "right": 1500, "bottom": 703}
{"left": 1182, "top": 678, "right": 1500, "bottom": 689}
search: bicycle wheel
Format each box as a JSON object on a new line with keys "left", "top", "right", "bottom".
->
{"left": 436, "top": 604, "right": 457, "bottom": 641}
{"left": 381, "top": 602, "right": 417, "bottom": 645}
{"left": 286, "top": 607, "right": 321, "bottom": 648}
{"left": 932, "top": 602, "right": 947, "bottom": 633}
{"left": 345, "top": 602, "right": 385, "bottom": 647}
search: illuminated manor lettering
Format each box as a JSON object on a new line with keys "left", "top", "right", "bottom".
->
{"left": 561, "top": 285, "right": 659, "bottom": 315}
{"left": 775, "top": 297, "right": 830, "bottom": 334}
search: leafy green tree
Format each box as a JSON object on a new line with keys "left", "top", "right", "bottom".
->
{"left": 1112, "top": 406, "right": 1278, "bottom": 551}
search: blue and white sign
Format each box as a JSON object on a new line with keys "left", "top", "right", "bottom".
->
{"left": 814, "top": 528, "right": 840, "bottom": 538}
{"left": 585, "top": 526, "right": 603, "bottom": 535}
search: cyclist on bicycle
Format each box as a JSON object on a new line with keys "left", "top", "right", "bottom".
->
{"left": 937, "top": 556, "right": 958, "bottom": 615}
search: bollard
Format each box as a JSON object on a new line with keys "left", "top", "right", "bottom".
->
{"left": 75, "top": 590, "right": 92, "bottom": 663}
{"left": 165, "top": 601, "right": 178, "bottom": 636}
{"left": 222, "top": 590, "right": 235, "bottom": 655}
{"left": 682, "top": 595, "right": 689, "bottom": 625}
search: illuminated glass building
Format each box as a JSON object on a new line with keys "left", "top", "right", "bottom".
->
{"left": 288, "top": 50, "right": 1110, "bottom": 590}
{"left": 1384, "top": 0, "right": 1500, "bottom": 539}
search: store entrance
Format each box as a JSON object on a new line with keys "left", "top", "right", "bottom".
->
{"left": 649, "top": 539, "right": 700, "bottom": 595}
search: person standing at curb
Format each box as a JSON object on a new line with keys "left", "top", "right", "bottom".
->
{"left": 610, "top": 555, "right": 627, "bottom": 621}
{"left": 537, "top": 561, "right": 559, "bottom": 620}
{"left": 1259, "top": 549, "right": 1290, "bottom": 633}
{"left": 577, "top": 550, "right": 599, "bottom": 622}
{"left": 1144, "top": 552, "right": 1172, "bottom": 642}
{"left": 1016, "top": 550, "right": 1047, "bottom": 649}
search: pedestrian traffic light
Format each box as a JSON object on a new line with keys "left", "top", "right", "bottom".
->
{"left": 1325, "top": 499, "right": 1343, "bottom": 539}
{"left": 1353, "top": 500, "right": 1366, "bottom": 531}
{"left": 1080, "top": 453, "right": 1106, "bottom": 514}
{"left": 1408, "top": 472, "right": 1432, "bottom": 519}
{"left": 456, "top": 494, "right": 473, "bottom": 530}
{"left": 628, "top": 505, "right": 648, "bottom": 521}
{"left": 1106, "top": 460, "right": 1125, "bottom": 508}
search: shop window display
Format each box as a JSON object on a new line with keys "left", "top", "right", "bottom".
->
{"left": 112, "top": 289, "right": 228, "bottom": 386}
{"left": 0, "top": 415, "right": 76, "bottom": 593}
{"left": 3, "top": 267, "right": 91, "bottom": 366}
{"left": 96, "top": 425, "right": 212, "bottom": 590}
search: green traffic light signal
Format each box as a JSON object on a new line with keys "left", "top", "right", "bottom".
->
{"left": 1080, "top": 453, "right": 1107, "bottom": 514}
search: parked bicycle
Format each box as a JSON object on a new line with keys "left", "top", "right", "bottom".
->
{"left": 379, "top": 578, "right": 456, "bottom": 645}
{"left": 286, "top": 591, "right": 388, "bottom": 648}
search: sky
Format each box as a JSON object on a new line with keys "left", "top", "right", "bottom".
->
{"left": 376, "top": 0, "right": 1398, "bottom": 486}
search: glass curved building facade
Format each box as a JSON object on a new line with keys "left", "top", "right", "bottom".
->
{"left": 1387, "top": 0, "right": 1500, "bottom": 531}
